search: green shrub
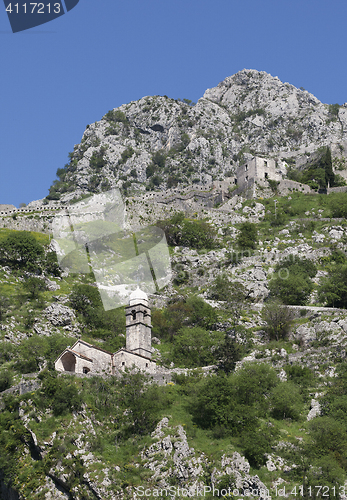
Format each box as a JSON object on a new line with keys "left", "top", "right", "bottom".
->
{"left": 329, "top": 103, "right": 340, "bottom": 117}
{"left": 119, "top": 146, "right": 135, "bottom": 165}
{"left": 261, "top": 299, "right": 294, "bottom": 341}
{"left": 104, "top": 109, "right": 128, "bottom": 124}
{"left": 89, "top": 146, "right": 108, "bottom": 171}
{"left": 152, "top": 296, "right": 217, "bottom": 341}
{"left": 152, "top": 151, "right": 166, "bottom": 169}
{"left": 216, "top": 334, "right": 244, "bottom": 374}
{"left": 269, "top": 255, "right": 317, "bottom": 305}
{"left": 0, "top": 370, "right": 13, "bottom": 392}
{"left": 0, "top": 295, "right": 10, "bottom": 322}
{"left": 329, "top": 192, "right": 347, "bottom": 218}
{"left": 156, "top": 213, "right": 217, "bottom": 249}
{"left": 268, "top": 179, "right": 280, "bottom": 193}
{"left": 190, "top": 363, "right": 278, "bottom": 433}
{"left": 23, "top": 277, "right": 47, "bottom": 299}
{"left": 37, "top": 372, "right": 82, "bottom": 416}
{"left": 185, "top": 296, "right": 218, "bottom": 330}
{"left": 318, "top": 264, "right": 347, "bottom": 308}
{"left": 270, "top": 382, "right": 303, "bottom": 420}
{"left": 285, "top": 365, "right": 315, "bottom": 388}
{"left": 0, "top": 231, "right": 44, "bottom": 270}
{"left": 242, "top": 424, "right": 277, "bottom": 467}
{"left": 69, "top": 284, "right": 125, "bottom": 343}
{"left": 172, "top": 326, "right": 223, "bottom": 368}
{"left": 45, "top": 251, "right": 61, "bottom": 277}
{"left": 236, "top": 222, "right": 258, "bottom": 249}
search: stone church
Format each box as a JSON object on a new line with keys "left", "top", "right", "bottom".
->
{"left": 55, "top": 288, "right": 157, "bottom": 375}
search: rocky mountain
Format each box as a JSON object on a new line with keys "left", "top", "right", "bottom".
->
{"left": 1, "top": 70, "right": 347, "bottom": 499}
{"left": 45, "top": 69, "right": 347, "bottom": 203}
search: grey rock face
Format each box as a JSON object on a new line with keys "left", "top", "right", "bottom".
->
{"left": 295, "top": 324, "right": 316, "bottom": 345}
{"left": 46, "top": 69, "right": 347, "bottom": 202}
{"left": 44, "top": 304, "right": 76, "bottom": 326}
{"left": 213, "top": 452, "right": 269, "bottom": 499}
{"left": 307, "top": 398, "right": 321, "bottom": 421}
{"left": 44, "top": 278, "right": 60, "bottom": 292}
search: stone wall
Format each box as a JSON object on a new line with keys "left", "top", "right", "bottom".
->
{"left": 278, "top": 179, "right": 313, "bottom": 195}
{"left": 0, "top": 204, "right": 16, "bottom": 212}
{"left": 113, "top": 349, "right": 157, "bottom": 373}
{"left": 327, "top": 185, "right": 347, "bottom": 194}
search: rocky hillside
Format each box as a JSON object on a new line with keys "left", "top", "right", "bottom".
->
{"left": 1, "top": 70, "right": 347, "bottom": 499}
{"left": 44, "top": 69, "right": 347, "bottom": 204}
{"left": 1, "top": 187, "right": 347, "bottom": 498}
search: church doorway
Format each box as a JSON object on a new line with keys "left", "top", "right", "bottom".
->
{"left": 60, "top": 352, "right": 76, "bottom": 372}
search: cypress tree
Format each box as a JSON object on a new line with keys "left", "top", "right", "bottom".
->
{"left": 322, "top": 146, "right": 334, "bottom": 188}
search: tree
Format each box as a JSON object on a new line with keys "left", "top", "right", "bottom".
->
{"left": 269, "top": 255, "right": 317, "bottom": 305}
{"left": 190, "top": 374, "right": 235, "bottom": 430}
{"left": 0, "top": 370, "right": 12, "bottom": 392}
{"left": 45, "top": 251, "right": 61, "bottom": 277}
{"left": 23, "top": 277, "right": 47, "bottom": 300}
{"left": 156, "top": 213, "right": 217, "bottom": 249}
{"left": 262, "top": 299, "right": 294, "bottom": 341}
{"left": 318, "top": 264, "right": 347, "bottom": 308}
{"left": 236, "top": 222, "right": 258, "bottom": 250}
{"left": 70, "top": 284, "right": 102, "bottom": 318}
{"left": 117, "top": 371, "right": 165, "bottom": 435}
{"left": 172, "top": 326, "right": 223, "bottom": 368}
{"left": 0, "top": 295, "right": 10, "bottom": 322}
{"left": 216, "top": 334, "right": 243, "bottom": 374}
{"left": 190, "top": 363, "right": 278, "bottom": 435}
{"left": 0, "top": 231, "right": 44, "bottom": 270}
{"left": 210, "top": 276, "right": 248, "bottom": 331}
{"left": 39, "top": 371, "right": 83, "bottom": 416}
{"left": 321, "top": 146, "right": 334, "bottom": 188}
{"left": 301, "top": 146, "right": 335, "bottom": 189}
{"left": 185, "top": 296, "right": 218, "bottom": 330}
{"left": 270, "top": 382, "right": 303, "bottom": 420}
{"left": 233, "top": 363, "right": 279, "bottom": 412}
{"left": 329, "top": 192, "right": 347, "bottom": 218}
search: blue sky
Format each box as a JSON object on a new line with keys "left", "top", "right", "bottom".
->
{"left": 1, "top": 0, "right": 347, "bottom": 206}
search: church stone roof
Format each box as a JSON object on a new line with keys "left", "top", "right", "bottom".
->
{"left": 129, "top": 287, "right": 148, "bottom": 306}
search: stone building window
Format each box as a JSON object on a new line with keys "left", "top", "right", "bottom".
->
{"left": 265, "top": 172, "right": 268, "bottom": 179}
{"left": 122, "top": 362, "right": 125, "bottom": 366}
{"left": 83, "top": 367, "right": 90, "bottom": 374}
{"left": 146, "top": 363, "right": 149, "bottom": 367}
{"left": 245, "top": 176, "right": 248, "bottom": 182}
{"left": 131, "top": 310, "right": 136, "bottom": 320}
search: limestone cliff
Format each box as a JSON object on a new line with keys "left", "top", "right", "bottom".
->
{"left": 45, "top": 69, "right": 347, "bottom": 203}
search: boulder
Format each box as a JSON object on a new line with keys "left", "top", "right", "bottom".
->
{"left": 307, "top": 398, "right": 321, "bottom": 421}
{"left": 295, "top": 324, "right": 316, "bottom": 345}
{"left": 44, "top": 304, "right": 76, "bottom": 326}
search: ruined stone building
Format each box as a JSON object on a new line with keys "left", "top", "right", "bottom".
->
{"left": 235, "top": 157, "right": 283, "bottom": 189}
{"left": 55, "top": 288, "right": 157, "bottom": 375}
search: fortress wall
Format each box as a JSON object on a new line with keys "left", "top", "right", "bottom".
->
{"left": 327, "top": 186, "right": 347, "bottom": 194}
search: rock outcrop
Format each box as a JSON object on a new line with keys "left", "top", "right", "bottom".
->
{"left": 43, "top": 69, "right": 347, "bottom": 203}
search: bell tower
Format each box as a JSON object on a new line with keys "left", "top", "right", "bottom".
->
{"left": 125, "top": 287, "right": 152, "bottom": 358}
